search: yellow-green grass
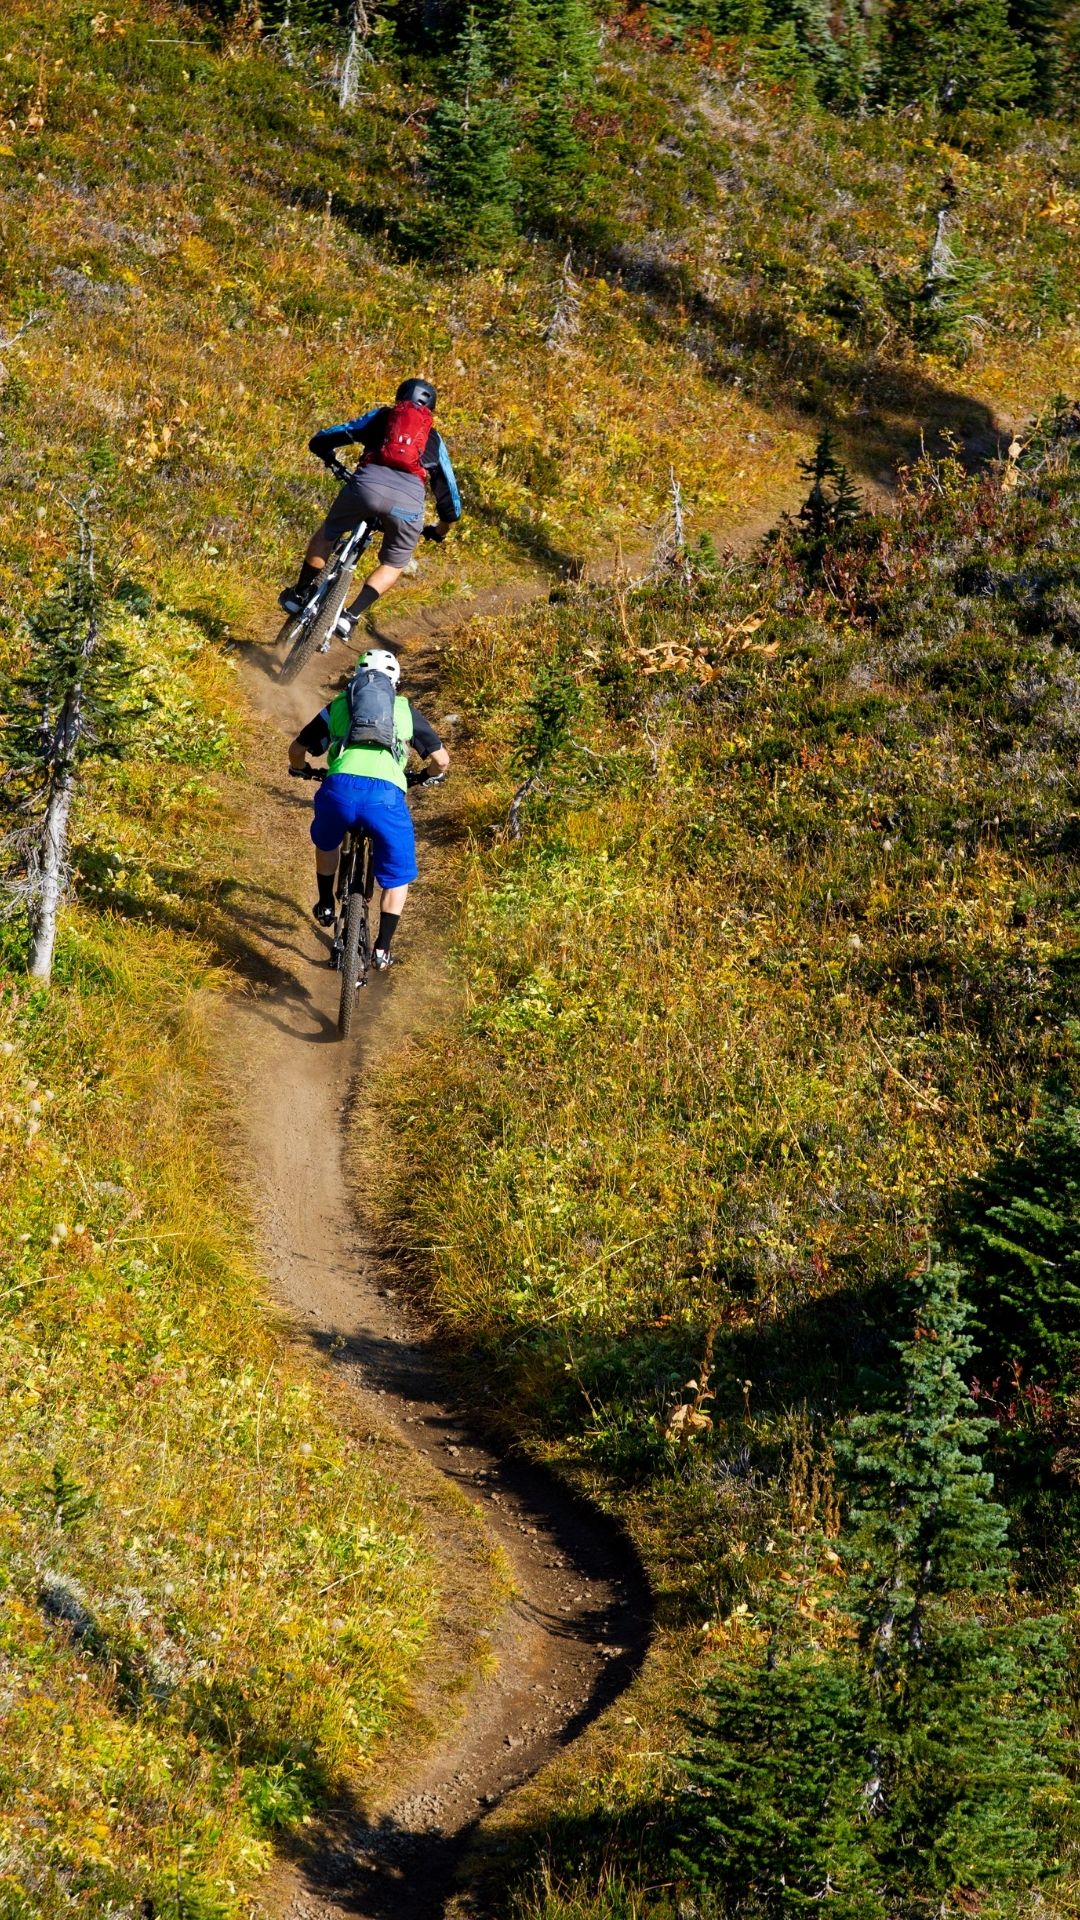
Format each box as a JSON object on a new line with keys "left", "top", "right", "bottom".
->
{"left": 0, "top": 566, "right": 440, "bottom": 1913}
{"left": 0, "top": 957, "right": 435, "bottom": 1911}
{"left": 0, "top": 0, "right": 803, "bottom": 637}
{"left": 375, "top": 440, "right": 1080, "bottom": 1915}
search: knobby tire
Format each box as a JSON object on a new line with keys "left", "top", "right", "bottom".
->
{"left": 338, "top": 886, "right": 367, "bottom": 1039}
{"left": 278, "top": 566, "right": 354, "bottom": 683}
{"left": 273, "top": 609, "right": 308, "bottom": 674}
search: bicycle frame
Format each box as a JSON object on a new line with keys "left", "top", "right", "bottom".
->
{"left": 329, "top": 826, "right": 376, "bottom": 977}
{"left": 277, "top": 456, "right": 374, "bottom": 682}
{"left": 288, "top": 763, "right": 445, "bottom": 1037}
{"left": 316, "top": 452, "right": 372, "bottom": 618}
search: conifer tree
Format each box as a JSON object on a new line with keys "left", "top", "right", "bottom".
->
{"left": 505, "top": 0, "right": 598, "bottom": 105}
{"left": 419, "top": 11, "right": 517, "bottom": 263}
{"left": 949, "top": 1098, "right": 1080, "bottom": 1377}
{"left": 678, "top": 1267, "right": 1066, "bottom": 1912}
{"left": 910, "top": 207, "right": 986, "bottom": 361}
{"left": 709, "top": 0, "right": 769, "bottom": 32}
{"left": 794, "top": 429, "right": 862, "bottom": 573}
{"left": 1008, "top": 0, "right": 1068, "bottom": 108}
{"left": 506, "top": 0, "right": 598, "bottom": 223}
{"left": 839, "top": 1263, "right": 1064, "bottom": 1897}
{"left": 787, "top": 0, "right": 879, "bottom": 106}
{"left": 677, "top": 1654, "right": 877, "bottom": 1917}
{"left": 879, "top": 0, "right": 1035, "bottom": 108}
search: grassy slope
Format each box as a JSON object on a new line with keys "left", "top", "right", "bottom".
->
{"left": 391, "top": 450, "right": 1080, "bottom": 1920}
{"left": 0, "top": 4, "right": 794, "bottom": 1908}
{"left": 0, "top": 0, "right": 1079, "bottom": 1913}
{"left": 368, "top": 46, "right": 1080, "bottom": 1920}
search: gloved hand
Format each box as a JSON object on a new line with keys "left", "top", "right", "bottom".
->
{"left": 422, "top": 524, "right": 448, "bottom": 543}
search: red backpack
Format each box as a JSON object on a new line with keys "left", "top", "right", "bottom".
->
{"left": 365, "top": 400, "right": 433, "bottom": 480}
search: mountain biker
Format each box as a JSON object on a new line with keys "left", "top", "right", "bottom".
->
{"left": 279, "top": 377, "right": 461, "bottom": 640}
{"left": 287, "top": 648, "right": 449, "bottom": 971}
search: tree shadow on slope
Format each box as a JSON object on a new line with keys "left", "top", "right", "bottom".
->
{"left": 563, "top": 227, "right": 1006, "bottom": 486}
{"left": 274, "top": 1304, "right": 651, "bottom": 1920}
{"left": 274, "top": 1792, "right": 672, "bottom": 1920}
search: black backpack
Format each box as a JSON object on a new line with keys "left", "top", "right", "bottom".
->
{"left": 344, "top": 668, "right": 397, "bottom": 754}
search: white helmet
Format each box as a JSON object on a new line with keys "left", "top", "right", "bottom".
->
{"left": 359, "top": 648, "right": 401, "bottom": 687}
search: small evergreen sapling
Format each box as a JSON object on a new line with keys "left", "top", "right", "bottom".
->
{"left": 794, "top": 429, "right": 862, "bottom": 572}
{"left": 839, "top": 1262, "right": 1065, "bottom": 1899}
{"left": 419, "top": 12, "right": 517, "bottom": 263}
{"left": 504, "top": 651, "right": 583, "bottom": 836}
{"left": 909, "top": 206, "right": 986, "bottom": 363}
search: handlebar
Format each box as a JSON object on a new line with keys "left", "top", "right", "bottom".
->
{"left": 289, "top": 764, "right": 446, "bottom": 789}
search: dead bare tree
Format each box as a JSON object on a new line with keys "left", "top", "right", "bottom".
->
{"left": 339, "top": 0, "right": 373, "bottom": 107}
{"left": 648, "top": 466, "right": 693, "bottom": 585}
{"left": 0, "top": 309, "right": 46, "bottom": 390}
{"left": 544, "top": 251, "right": 581, "bottom": 353}
{"left": 1, "top": 502, "right": 142, "bottom": 981}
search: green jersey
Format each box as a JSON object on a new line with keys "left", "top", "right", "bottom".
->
{"left": 325, "top": 691, "right": 415, "bottom": 791}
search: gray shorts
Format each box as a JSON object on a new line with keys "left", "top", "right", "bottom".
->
{"left": 321, "top": 464, "right": 425, "bottom": 570}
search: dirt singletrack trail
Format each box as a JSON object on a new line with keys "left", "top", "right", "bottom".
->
{"left": 221, "top": 494, "right": 851, "bottom": 1918}
{"left": 224, "top": 570, "right": 657, "bottom": 1920}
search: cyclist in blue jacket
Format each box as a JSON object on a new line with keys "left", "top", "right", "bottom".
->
{"left": 279, "top": 377, "right": 462, "bottom": 637}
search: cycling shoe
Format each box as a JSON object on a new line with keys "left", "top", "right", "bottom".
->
{"left": 313, "top": 902, "right": 335, "bottom": 927}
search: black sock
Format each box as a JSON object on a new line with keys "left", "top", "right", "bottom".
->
{"left": 376, "top": 910, "right": 400, "bottom": 954}
{"left": 297, "top": 560, "right": 319, "bottom": 591}
{"left": 316, "top": 871, "right": 336, "bottom": 911}
{"left": 344, "top": 582, "right": 381, "bottom": 621}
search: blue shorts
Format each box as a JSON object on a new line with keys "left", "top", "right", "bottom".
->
{"left": 311, "top": 774, "right": 418, "bottom": 888}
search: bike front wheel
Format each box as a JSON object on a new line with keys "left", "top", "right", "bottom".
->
{"left": 337, "top": 886, "right": 368, "bottom": 1039}
{"left": 280, "top": 567, "right": 354, "bottom": 686}
{"left": 274, "top": 607, "right": 309, "bottom": 673}
{"left": 278, "top": 562, "right": 351, "bottom": 684}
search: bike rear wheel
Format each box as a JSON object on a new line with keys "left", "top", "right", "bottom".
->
{"left": 337, "top": 884, "right": 368, "bottom": 1039}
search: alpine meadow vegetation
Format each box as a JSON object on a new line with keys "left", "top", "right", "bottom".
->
{"left": 381, "top": 415, "right": 1080, "bottom": 1916}
{"left": 1, "top": 0, "right": 1080, "bottom": 1914}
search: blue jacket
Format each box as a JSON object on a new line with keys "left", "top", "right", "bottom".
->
{"left": 310, "top": 407, "right": 462, "bottom": 524}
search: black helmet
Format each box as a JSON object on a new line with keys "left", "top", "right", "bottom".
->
{"left": 396, "top": 376, "right": 437, "bottom": 411}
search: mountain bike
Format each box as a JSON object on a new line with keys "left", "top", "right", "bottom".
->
{"left": 290, "top": 765, "right": 446, "bottom": 1040}
{"left": 276, "top": 457, "right": 373, "bottom": 684}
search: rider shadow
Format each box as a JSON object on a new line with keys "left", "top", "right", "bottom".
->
{"left": 201, "top": 864, "right": 347, "bottom": 1043}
